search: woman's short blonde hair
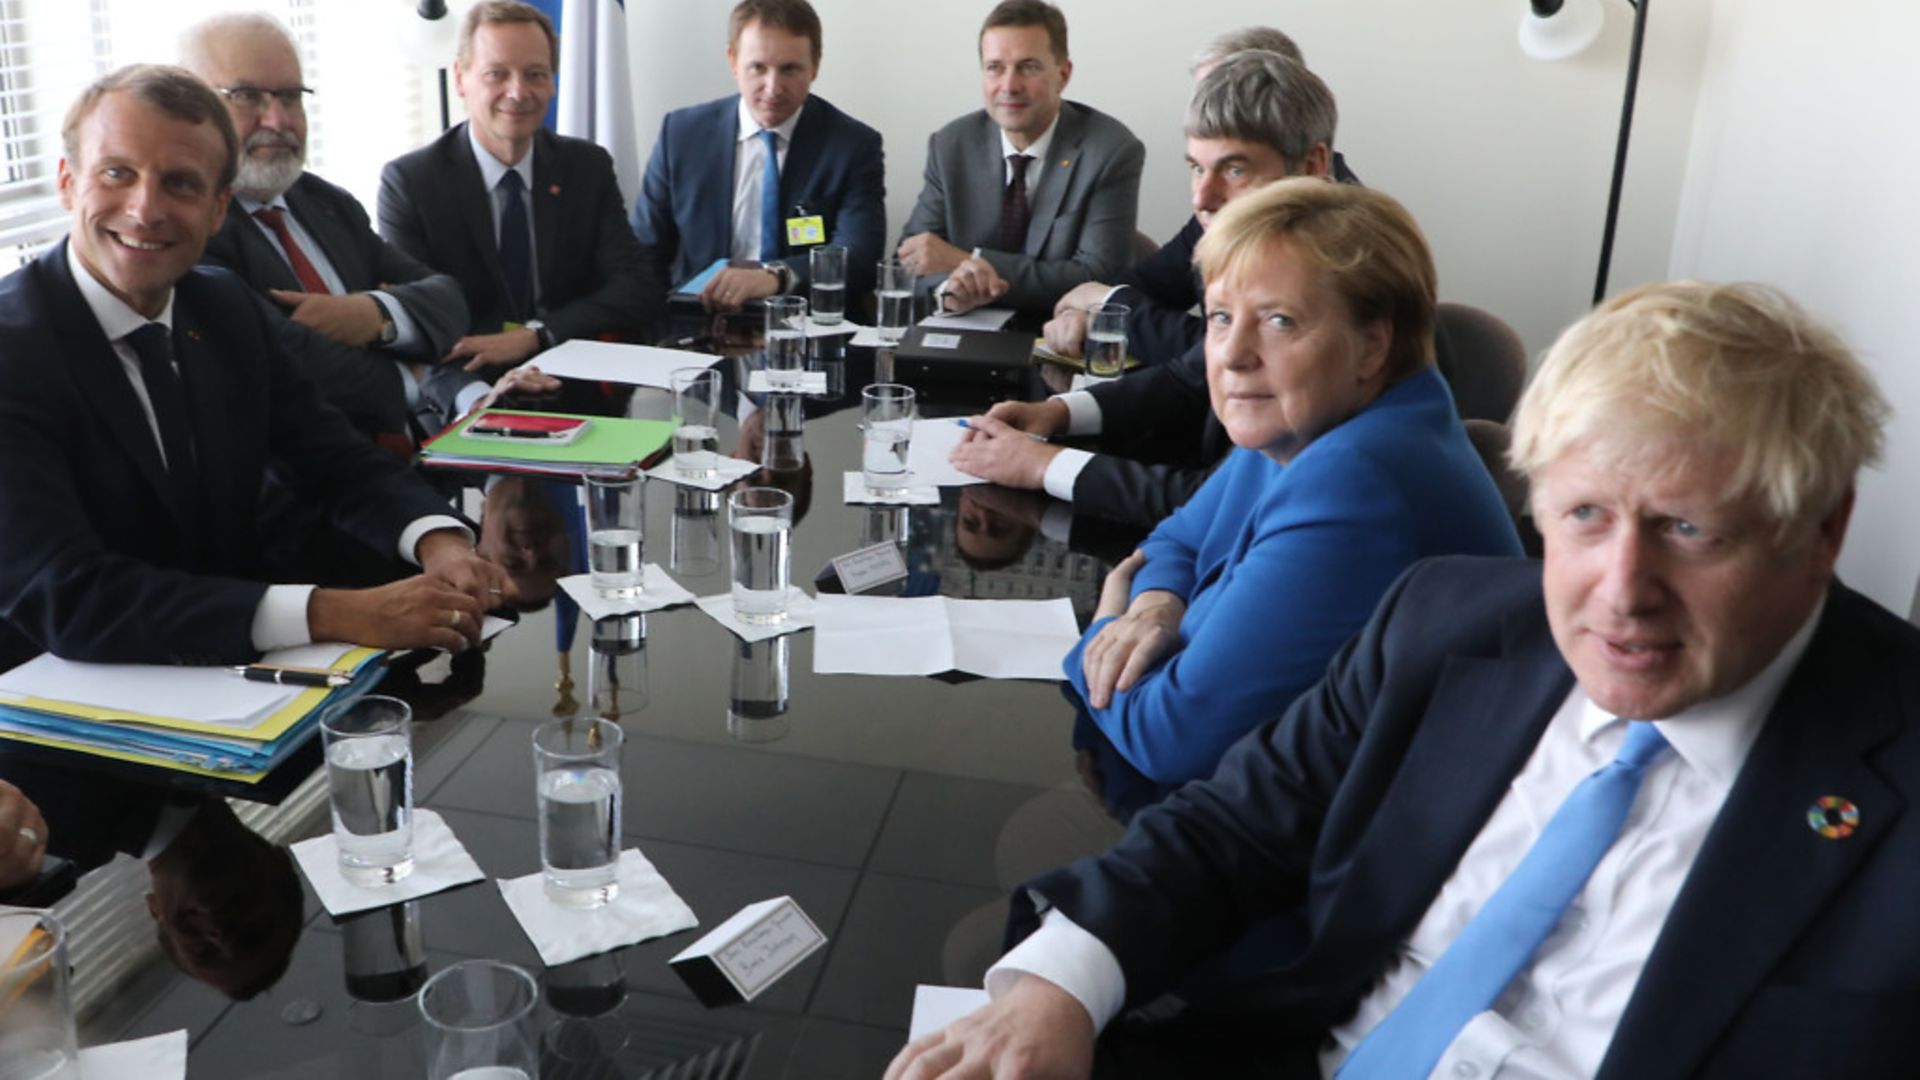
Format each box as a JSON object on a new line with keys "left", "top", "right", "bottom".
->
{"left": 1510, "top": 280, "right": 1888, "bottom": 528}
{"left": 1192, "top": 178, "right": 1436, "bottom": 379}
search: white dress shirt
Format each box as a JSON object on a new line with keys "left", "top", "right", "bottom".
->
{"left": 990, "top": 599, "right": 1824, "bottom": 1079}
{"left": 730, "top": 98, "right": 805, "bottom": 265}
{"left": 1038, "top": 390, "right": 1104, "bottom": 500}
{"left": 466, "top": 124, "right": 540, "bottom": 309}
{"left": 999, "top": 117, "right": 1058, "bottom": 201}
{"left": 66, "top": 245, "right": 466, "bottom": 652}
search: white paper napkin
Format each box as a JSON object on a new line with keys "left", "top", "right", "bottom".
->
{"left": 805, "top": 320, "right": 863, "bottom": 338}
{"left": 746, "top": 370, "right": 829, "bottom": 394}
{"left": 558, "top": 565, "right": 696, "bottom": 617}
{"left": 850, "top": 326, "right": 899, "bottom": 349}
{"left": 645, "top": 455, "right": 758, "bottom": 491}
{"left": 842, "top": 472, "right": 939, "bottom": 505}
{"left": 694, "top": 590, "right": 818, "bottom": 642}
{"left": 290, "top": 809, "right": 484, "bottom": 917}
{"left": 497, "top": 848, "right": 699, "bottom": 966}
{"left": 79, "top": 1030, "right": 186, "bottom": 1080}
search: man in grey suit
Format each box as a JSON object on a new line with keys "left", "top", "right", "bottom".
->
{"left": 183, "top": 14, "right": 481, "bottom": 444}
{"left": 896, "top": 0, "right": 1144, "bottom": 318}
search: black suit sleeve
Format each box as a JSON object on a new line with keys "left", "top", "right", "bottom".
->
{"left": 631, "top": 112, "right": 682, "bottom": 292}
{"left": 544, "top": 142, "right": 661, "bottom": 345}
{"left": 1066, "top": 345, "right": 1221, "bottom": 525}
{"left": 376, "top": 158, "right": 432, "bottom": 271}
{"left": 1110, "top": 217, "right": 1204, "bottom": 365}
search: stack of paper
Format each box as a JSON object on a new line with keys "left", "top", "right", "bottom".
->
{"left": 524, "top": 339, "right": 723, "bottom": 389}
{"left": 420, "top": 410, "right": 677, "bottom": 480}
{"left": 0, "top": 643, "right": 386, "bottom": 782}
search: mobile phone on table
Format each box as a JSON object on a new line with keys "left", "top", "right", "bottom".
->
{"left": 463, "top": 411, "right": 590, "bottom": 445}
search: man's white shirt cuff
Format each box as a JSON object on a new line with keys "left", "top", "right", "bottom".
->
{"left": 369, "top": 289, "right": 425, "bottom": 354}
{"left": 252, "top": 585, "right": 316, "bottom": 651}
{"left": 401, "top": 516, "right": 473, "bottom": 565}
{"left": 1056, "top": 391, "right": 1103, "bottom": 435}
{"left": 985, "top": 906, "right": 1127, "bottom": 1033}
{"left": 1043, "top": 448, "right": 1095, "bottom": 502}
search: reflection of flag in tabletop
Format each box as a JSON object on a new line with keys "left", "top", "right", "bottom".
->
{"left": 531, "top": 0, "right": 638, "bottom": 207}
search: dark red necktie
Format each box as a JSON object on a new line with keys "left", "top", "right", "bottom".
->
{"left": 998, "top": 154, "right": 1032, "bottom": 253}
{"left": 252, "top": 206, "right": 331, "bottom": 295}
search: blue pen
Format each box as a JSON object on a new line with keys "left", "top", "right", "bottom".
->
{"left": 955, "top": 417, "right": 1050, "bottom": 443}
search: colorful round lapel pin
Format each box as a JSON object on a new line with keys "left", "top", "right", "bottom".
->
{"left": 1806, "top": 795, "right": 1860, "bottom": 840}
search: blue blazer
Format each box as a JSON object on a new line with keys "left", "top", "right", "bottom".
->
{"left": 1024, "top": 556, "right": 1920, "bottom": 1076}
{"left": 0, "top": 244, "right": 452, "bottom": 671}
{"left": 632, "top": 94, "right": 886, "bottom": 300}
{"left": 1065, "top": 368, "right": 1521, "bottom": 783}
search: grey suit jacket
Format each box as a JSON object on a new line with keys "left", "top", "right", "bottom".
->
{"left": 900, "top": 100, "right": 1144, "bottom": 314}
{"left": 200, "top": 171, "right": 468, "bottom": 435}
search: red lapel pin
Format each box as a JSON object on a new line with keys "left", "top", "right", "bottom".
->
{"left": 548, "top": 184, "right": 561, "bottom": 196}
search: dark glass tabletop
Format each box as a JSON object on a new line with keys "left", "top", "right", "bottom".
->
{"left": 52, "top": 333, "right": 1149, "bottom": 1078}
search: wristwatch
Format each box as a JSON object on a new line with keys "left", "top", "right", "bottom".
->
{"left": 370, "top": 295, "right": 398, "bottom": 345}
{"left": 524, "top": 319, "right": 554, "bottom": 351}
{"left": 761, "top": 261, "right": 792, "bottom": 295}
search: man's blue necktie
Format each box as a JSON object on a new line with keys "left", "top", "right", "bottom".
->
{"left": 1337, "top": 720, "right": 1671, "bottom": 1079}
{"left": 758, "top": 128, "right": 782, "bottom": 262}
{"left": 497, "top": 169, "right": 533, "bottom": 322}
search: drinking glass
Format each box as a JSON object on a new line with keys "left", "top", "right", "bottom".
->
{"left": 728, "top": 487, "right": 794, "bottom": 624}
{"left": 322, "top": 695, "right": 415, "bottom": 886}
{"left": 763, "top": 295, "right": 807, "bottom": 389}
{"left": 861, "top": 383, "right": 916, "bottom": 493}
{"left": 418, "top": 959, "right": 540, "bottom": 1080}
{"left": 1085, "top": 302, "right": 1129, "bottom": 378}
{"left": 584, "top": 475, "right": 645, "bottom": 598}
{"left": 532, "top": 717, "right": 624, "bottom": 908}
{"left": 875, "top": 258, "right": 914, "bottom": 344}
{"left": 670, "top": 367, "right": 720, "bottom": 479}
{"left": 808, "top": 244, "right": 847, "bottom": 326}
{"left": 587, "top": 613, "right": 648, "bottom": 719}
{"left": 0, "top": 911, "right": 77, "bottom": 1080}
{"left": 670, "top": 487, "right": 722, "bottom": 575}
{"left": 728, "top": 636, "right": 791, "bottom": 743}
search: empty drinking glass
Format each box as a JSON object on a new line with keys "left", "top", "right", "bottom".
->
{"left": 418, "top": 959, "right": 540, "bottom": 1080}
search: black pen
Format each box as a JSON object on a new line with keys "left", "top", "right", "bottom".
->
{"left": 230, "top": 664, "right": 351, "bottom": 688}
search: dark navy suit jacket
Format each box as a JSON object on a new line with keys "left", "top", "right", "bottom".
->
{"left": 379, "top": 124, "right": 659, "bottom": 344}
{"left": 0, "top": 244, "right": 452, "bottom": 671}
{"left": 632, "top": 94, "right": 885, "bottom": 300}
{"left": 1016, "top": 556, "right": 1920, "bottom": 1076}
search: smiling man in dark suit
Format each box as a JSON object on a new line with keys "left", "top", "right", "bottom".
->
{"left": 896, "top": 0, "right": 1143, "bottom": 319}
{"left": 893, "top": 282, "right": 1920, "bottom": 1078}
{"left": 632, "top": 0, "right": 885, "bottom": 313}
{"left": 0, "top": 64, "right": 507, "bottom": 674}
{"left": 379, "top": 0, "right": 658, "bottom": 372}
{"left": 184, "top": 13, "right": 479, "bottom": 443}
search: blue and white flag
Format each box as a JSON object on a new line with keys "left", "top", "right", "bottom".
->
{"left": 553, "top": 0, "right": 639, "bottom": 208}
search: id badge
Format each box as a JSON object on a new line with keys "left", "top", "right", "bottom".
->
{"left": 785, "top": 214, "right": 826, "bottom": 246}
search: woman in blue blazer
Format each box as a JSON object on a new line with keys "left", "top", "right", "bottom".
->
{"left": 1065, "top": 179, "right": 1522, "bottom": 784}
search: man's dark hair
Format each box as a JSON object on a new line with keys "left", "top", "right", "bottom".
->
{"left": 979, "top": 0, "right": 1068, "bottom": 62}
{"left": 729, "top": 0, "right": 823, "bottom": 65}
{"left": 62, "top": 64, "right": 238, "bottom": 192}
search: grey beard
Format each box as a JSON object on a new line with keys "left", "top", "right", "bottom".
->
{"left": 234, "top": 150, "right": 305, "bottom": 203}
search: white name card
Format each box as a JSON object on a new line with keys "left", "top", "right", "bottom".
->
{"left": 831, "top": 542, "right": 910, "bottom": 594}
{"left": 920, "top": 333, "right": 962, "bottom": 350}
{"left": 669, "top": 896, "right": 825, "bottom": 1005}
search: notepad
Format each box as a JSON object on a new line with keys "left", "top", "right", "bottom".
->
{"left": 420, "top": 410, "right": 676, "bottom": 479}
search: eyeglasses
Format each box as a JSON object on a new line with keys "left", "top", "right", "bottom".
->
{"left": 215, "top": 85, "right": 314, "bottom": 113}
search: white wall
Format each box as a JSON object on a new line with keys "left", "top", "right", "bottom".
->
{"left": 1668, "top": 0, "right": 1920, "bottom": 612}
{"left": 626, "top": 0, "right": 1711, "bottom": 359}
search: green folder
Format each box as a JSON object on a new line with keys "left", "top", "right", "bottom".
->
{"left": 419, "top": 410, "right": 677, "bottom": 479}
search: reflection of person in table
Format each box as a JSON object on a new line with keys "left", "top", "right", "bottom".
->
{"left": 1064, "top": 179, "right": 1521, "bottom": 784}
{"left": 956, "top": 486, "right": 1043, "bottom": 570}
{"left": 476, "top": 475, "right": 573, "bottom": 610}
{"left": 0, "top": 778, "right": 47, "bottom": 890}
{"left": 146, "top": 798, "right": 302, "bottom": 999}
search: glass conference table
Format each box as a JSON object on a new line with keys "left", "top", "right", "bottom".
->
{"left": 52, "top": 329, "right": 1152, "bottom": 1078}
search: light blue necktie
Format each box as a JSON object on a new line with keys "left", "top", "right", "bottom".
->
{"left": 1337, "top": 721, "right": 1671, "bottom": 1079}
{"left": 758, "top": 128, "right": 781, "bottom": 262}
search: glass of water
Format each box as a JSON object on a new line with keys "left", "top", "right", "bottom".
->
{"left": 584, "top": 474, "right": 645, "bottom": 598}
{"left": 1086, "top": 302, "right": 1129, "bottom": 378}
{"left": 728, "top": 636, "right": 791, "bottom": 744}
{"left": 861, "top": 383, "right": 916, "bottom": 493}
{"left": 533, "top": 717, "right": 623, "bottom": 908}
{"left": 322, "top": 695, "right": 414, "bottom": 886}
{"left": 419, "top": 959, "right": 540, "bottom": 1080}
{"left": 0, "top": 911, "right": 77, "bottom": 1080}
{"left": 728, "top": 486, "right": 794, "bottom": 624}
{"left": 876, "top": 257, "right": 914, "bottom": 344}
{"left": 670, "top": 367, "right": 720, "bottom": 479}
{"left": 763, "top": 295, "right": 807, "bottom": 390}
{"left": 809, "top": 244, "right": 846, "bottom": 326}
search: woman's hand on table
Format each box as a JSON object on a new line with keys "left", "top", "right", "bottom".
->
{"left": 1083, "top": 554, "right": 1185, "bottom": 708}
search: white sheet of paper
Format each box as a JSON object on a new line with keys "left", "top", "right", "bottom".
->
{"left": 530, "top": 339, "right": 722, "bottom": 389}
{"left": 0, "top": 643, "right": 356, "bottom": 728}
{"left": 909, "top": 985, "right": 992, "bottom": 1040}
{"left": 77, "top": 1029, "right": 187, "bottom": 1080}
{"left": 920, "top": 306, "right": 1015, "bottom": 331}
{"left": 813, "top": 595, "right": 1078, "bottom": 678}
{"left": 907, "top": 419, "right": 987, "bottom": 487}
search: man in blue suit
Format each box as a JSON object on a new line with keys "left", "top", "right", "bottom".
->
{"left": 0, "top": 65, "right": 507, "bottom": 673}
{"left": 631, "top": 0, "right": 884, "bottom": 313}
{"left": 891, "top": 282, "right": 1920, "bottom": 1078}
